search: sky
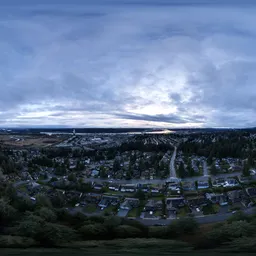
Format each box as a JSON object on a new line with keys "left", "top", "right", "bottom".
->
{"left": 1, "top": 0, "right": 256, "bottom": 128}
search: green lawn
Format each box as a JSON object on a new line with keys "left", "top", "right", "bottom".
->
{"left": 127, "top": 208, "right": 137, "bottom": 217}
{"left": 148, "top": 195, "right": 164, "bottom": 200}
{"left": 177, "top": 206, "right": 190, "bottom": 217}
{"left": 83, "top": 204, "right": 97, "bottom": 213}
{"left": 103, "top": 205, "right": 117, "bottom": 214}
{"left": 202, "top": 204, "right": 219, "bottom": 215}
{"left": 154, "top": 210, "right": 162, "bottom": 217}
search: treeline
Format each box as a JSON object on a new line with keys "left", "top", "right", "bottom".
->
{"left": 180, "top": 132, "right": 256, "bottom": 160}
{"left": 119, "top": 137, "right": 174, "bottom": 153}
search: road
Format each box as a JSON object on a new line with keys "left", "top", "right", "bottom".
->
{"left": 138, "top": 207, "right": 255, "bottom": 226}
{"left": 68, "top": 205, "right": 255, "bottom": 226}
{"left": 169, "top": 146, "right": 177, "bottom": 178}
{"left": 203, "top": 160, "right": 209, "bottom": 176}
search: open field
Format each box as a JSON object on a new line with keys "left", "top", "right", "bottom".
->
{"left": 0, "top": 135, "right": 65, "bottom": 148}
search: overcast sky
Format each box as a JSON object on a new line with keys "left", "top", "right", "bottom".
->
{"left": 1, "top": 0, "right": 256, "bottom": 128}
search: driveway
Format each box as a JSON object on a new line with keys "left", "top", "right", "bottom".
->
{"left": 117, "top": 209, "right": 129, "bottom": 217}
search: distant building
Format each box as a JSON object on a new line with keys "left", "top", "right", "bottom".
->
{"left": 73, "top": 129, "right": 76, "bottom": 135}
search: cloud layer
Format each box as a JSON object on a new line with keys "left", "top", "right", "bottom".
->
{"left": 1, "top": 1, "right": 256, "bottom": 128}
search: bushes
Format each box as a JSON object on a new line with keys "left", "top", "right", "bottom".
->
{"left": 206, "top": 220, "right": 256, "bottom": 246}
{"left": 167, "top": 217, "right": 199, "bottom": 237}
{"left": 148, "top": 226, "right": 167, "bottom": 238}
{"left": 113, "top": 225, "right": 143, "bottom": 238}
{"left": 35, "top": 207, "right": 57, "bottom": 222}
{"left": 40, "top": 223, "right": 77, "bottom": 245}
{"left": 16, "top": 213, "right": 77, "bottom": 245}
{"left": 16, "top": 214, "right": 45, "bottom": 239}
{"left": 12, "top": 195, "right": 35, "bottom": 213}
{"left": 227, "top": 210, "right": 250, "bottom": 223}
{"left": 121, "top": 218, "right": 149, "bottom": 235}
{"left": 0, "top": 199, "right": 17, "bottom": 223}
{"left": 0, "top": 236, "right": 37, "bottom": 248}
{"left": 79, "top": 224, "right": 108, "bottom": 239}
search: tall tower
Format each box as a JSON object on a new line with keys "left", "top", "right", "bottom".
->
{"left": 73, "top": 129, "right": 76, "bottom": 135}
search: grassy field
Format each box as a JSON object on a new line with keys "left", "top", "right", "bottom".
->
{"left": 2, "top": 248, "right": 251, "bottom": 256}
{"left": 83, "top": 204, "right": 97, "bottom": 213}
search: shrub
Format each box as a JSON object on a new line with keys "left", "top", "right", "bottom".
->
{"left": 0, "top": 199, "right": 17, "bottom": 223}
{"left": 16, "top": 215, "right": 45, "bottom": 239}
{"left": 148, "top": 226, "right": 168, "bottom": 238}
{"left": 206, "top": 220, "right": 256, "bottom": 246}
{"left": 167, "top": 217, "right": 198, "bottom": 237}
{"left": 36, "top": 207, "right": 57, "bottom": 222}
{"left": 0, "top": 235, "right": 37, "bottom": 248}
{"left": 227, "top": 210, "right": 250, "bottom": 223}
{"left": 40, "top": 223, "right": 77, "bottom": 245}
{"left": 79, "top": 224, "right": 109, "bottom": 239}
{"left": 113, "top": 225, "right": 143, "bottom": 238}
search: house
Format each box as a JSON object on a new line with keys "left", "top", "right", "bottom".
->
{"left": 197, "top": 181, "right": 209, "bottom": 189}
{"left": 120, "top": 184, "right": 136, "bottom": 193}
{"left": 138, "top": 184, "right": 150, "bottom": 193}
{"left": 93, "top": 183, "right": 103, "bottom": 190}
{"left": 166, "top": 197, "right": 185, "bottom": 210}
{"left": 120, "top": 198, "right": 139, "bottom": 210}
{"left": 91, "top": 170, "right": 99, "bottom": 177}
{"left": 182, "top": 181, "right": 195, "bottom": 191}
{"left": 212, "top": 178, "right": 226, "bottom": 187}
{"left": 227, "top": 190, "right": 245, "bottom": 203}
{"left": 246, "top": 187, "right": 256, "bottom": 198}
{"left": 151, "top": 187, "right": 160, "bottom": 194}
{"left": 84, "top": 159, "right": 91, "bottom": 164}
{"left": 85, "top": 193, "right": 102, "bottom": 203}
{"left": 167, "top": 181, "right": 180, "bottom": 191}
{"left": 108, "top": 183, "right": 120, "bottom": 191}
{"left": 206, "top": 193, "right": 228, "bottom": 206}
{"left": 98, "top": 195, "right": 119, "bottom": 208}
{"left": 223, "top": 178, "right": 239, "bottom": 187}
{"left": 144, "top": 199, "right": 163, "bottom": 211}
{"left": 187, "top": 195, "right": 208, "bottom": 208}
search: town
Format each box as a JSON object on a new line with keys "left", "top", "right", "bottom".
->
{"left": 1, "top": 128, "right": 256, "bottom": 224}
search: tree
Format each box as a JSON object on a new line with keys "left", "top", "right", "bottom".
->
{"left": 206, "top": 221, "right": 255, "bottom": 246}
{"left": 187, "top": 159, "right": 194, "bottom": 177}
{"left": 167, "top": 217, "right": 198, "bottom": 237}
{"left": 113, "top": 159, "right": 120, "bottom": 174}
{"left": 68, "top": 173, "right": 77, "bottom": 182}
{"left": 36, "top": 207, "right": 57, "bottom": 222}
{"left": 208, "top": 177, "right": 213, "bottom": 188}
{"left": 36, "top": 194, "right": 52, "bottom": 208}
{"left": 242, "top": 161, "right": 250, "bottom": 177}
{"left": 100, "top": 167, "right": 108, "bottom": 179}
{"left": 113, "top": 225, "right": 142, "bottom": 238}
{"left": 50, "top": 191, "right": 65, "bottom": 208}
{"left": 177, "top": 162, "right": 186, "bottom": 178}
{"left": 0, "top": 199, "right": 17, "bottom": 224}
{"left": 4, "top": 185, "right": 17, "bottom": 203}
{"left": 135, "top": 189, "right": 145, "bottom": 200}
{"left": 50, "top": 177, "right": 58, "bottom": 182}
{"left": 195, "top": 181, "right": 198, "bottom": 190}
{"left": 227, "top": 211, "right": 250, "bottom": 224}
{"left": 79, "top": 224, "right": 108, "bottom": 239}
{"left": 210, "top": 162, "right": 218, "bottom": 176}
{"left": 54, "top": 165, "right": 67, "bottom": 176}
{"left": 12, "top": 195, "right": 35, "bottom": 212}
{"left": 125, "top": 171, "right": 132, "bottom": 180}
{"left": 40, "top": 223, "right": 77, "bottom": 245}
